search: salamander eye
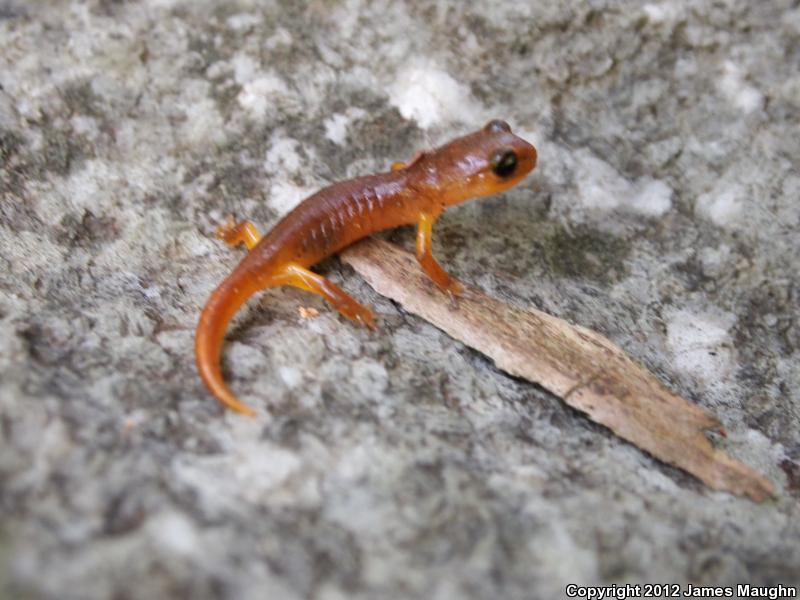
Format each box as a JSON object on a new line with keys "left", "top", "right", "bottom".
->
{"left": 490, "top": 149, "right": 518, "bottom": 177}
{"left": 485, "top": 119, "right": 511, "bottom": 133}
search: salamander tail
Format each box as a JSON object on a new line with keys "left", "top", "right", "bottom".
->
{"left": 195, "top": 271, "right": 267, "bottom": 416}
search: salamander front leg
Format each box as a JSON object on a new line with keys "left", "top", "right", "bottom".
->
{"left": 278, "top": 264, "right": 377, "bottom": 330}
{"left": 216, "top": 215, "right": 262, "bottom": 251}
{"left": 391, "top": 151, "right": 426, "bottom": 172}
{"left": 416, "top": 212, "right": 465, "bottom": 303}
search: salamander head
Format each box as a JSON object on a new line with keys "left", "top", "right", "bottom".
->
{"left": 412, "top": 119, "right": 538, "bottom": 206}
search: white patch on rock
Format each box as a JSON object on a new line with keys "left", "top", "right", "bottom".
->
{"left": 666, "top": 309, "right": 737, "bottom": 384}
{"left": 172, "top": 421, "right": 312, "bottom": 515}
{"left": 69, "top": 115, "right": 100, "bottom": 139}
{"left": 163, "top": 79, "right": 227, "bottom": 146}
{"left": 324, "top": 113, "right": 350, "bottom": 146}
{"left": 226, "top": 13, "right": 261, "bottom": 30}
{"left": 740, "top": 428, "right": 782, "bottom": 475}
{"left": 323, "top": 108, "right": 367, "bottom": 146}
{"left": 695, "top": 184, "right": 743, "bottom": 227}
{"left": 718, "top": 61, "right": 763, "bottom": 113}
{"left": 387, "top": 61, "right": 481, "bottom": 129}
{"left": 264, "top": 134, "right": 302, "bottom": 174}
{"left": 642, "top": 3, "right": 684, "bottom": 23}
{"left": 146, "top": 511, "right": 199, "bottom": 558}
{"left": 329, "top": 0, "right": 361, "bottom": 38}
{"left": 573, "top": 150, "right": 673, "bottom": 217}
{"left": 332, "top": 440, "right": 374, "bottom": 483}
{"left": 54, "top": 159, "right": 123, "bottom": 219}
{"left": 278, "top": 366, "right": 303, "bottom": 388}
{"left": 232, "top": 54, "right": 259, "bottom": 85}
{"left": 232, "top": 54, "right": 290, "bottom": 119}
{"left": 238, "top": 74, "right": 290, "bottom": 119}
{"left": 351, "top": 358, "right": 389, "bottom": 397}
{"left": 179, "top": 228, "right": 217, "bottom": 258}
{"left": 205, "top": 60, "right": 228, "bottom": 79}
{"left": 182, "top": 96, "right": 225, "bottom": 146}
{"left": 630, "top": 179, "right": 673, "bottom": 217}
{"left": 697, "top": 243, "right": 732, "bottom": 278}
{"left": 264, "top": 27, "right": 293, "bottom": 50}
{"left": 513, "top": 127, "right": 543, "bottom": 151}
{"left": 576, "top": 151, "right": 626, "bottom": 211}
{"left": 267, "top": 179, "right": 316, "bottom": 216}
{"left": 234, "top": 444, "right": 302, "bottom": 495}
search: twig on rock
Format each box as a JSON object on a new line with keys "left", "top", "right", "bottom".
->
{"left": 341, "top": 238, "right": 775, "bottom": 502}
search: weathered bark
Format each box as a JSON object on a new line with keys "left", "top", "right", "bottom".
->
{"left": 343, "top": 238, "right": 775, "bottom": 502}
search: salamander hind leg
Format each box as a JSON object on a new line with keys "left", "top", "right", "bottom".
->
{"left": 216, "top": 216, "right": 262, "bottom": 250}
{"left": 415, "top": 212, "right": 465, "bottom": 303}
{"left": 279, "top": 264, "right": 377, "bottom": 330}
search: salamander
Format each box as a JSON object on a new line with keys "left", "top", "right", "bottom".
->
{"left": 196, "top": 119, "right": 537, "bottom": 415}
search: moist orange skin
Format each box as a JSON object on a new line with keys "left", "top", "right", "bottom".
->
{"left": 196, "top": 121, "right": 537, "bottom": 415}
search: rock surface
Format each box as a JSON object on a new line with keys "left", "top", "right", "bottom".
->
{"left": 1, "top": 1, "right": 798, "bottom": 598}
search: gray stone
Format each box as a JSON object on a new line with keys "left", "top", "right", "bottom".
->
{"left": 1, "top": 1, "right": 798, "bottom": 598}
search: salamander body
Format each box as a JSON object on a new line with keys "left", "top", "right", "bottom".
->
{"left": 196, "top": 120, "right": 537, "bottom": 415}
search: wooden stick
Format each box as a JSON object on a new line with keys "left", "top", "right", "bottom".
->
{"left": 341, "top": 238, "right": 775, "bottom": 502}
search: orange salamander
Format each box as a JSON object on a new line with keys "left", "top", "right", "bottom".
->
{"left": 196, "top": 119, "right": 537, "bottom": 415}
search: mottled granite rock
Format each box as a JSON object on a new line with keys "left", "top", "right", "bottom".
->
{"left": 1, "top": 1, "right": 799, "bottom": 598}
